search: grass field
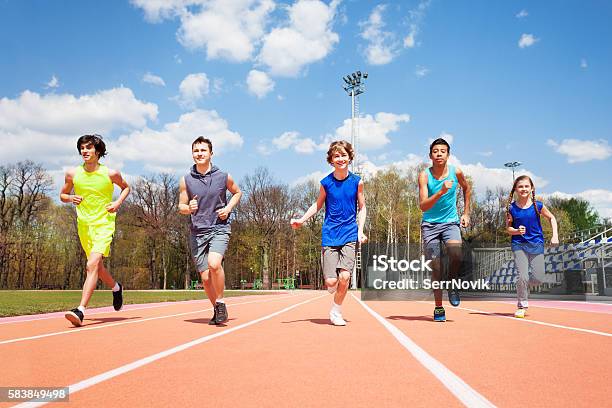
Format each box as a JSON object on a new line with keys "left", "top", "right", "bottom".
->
{"left": 0, "top": 290, "right": 271, "bottom": 317}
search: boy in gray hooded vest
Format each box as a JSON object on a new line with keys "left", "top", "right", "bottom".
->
{"left": 179, "top": 137, "right": 242, "bottom": 325}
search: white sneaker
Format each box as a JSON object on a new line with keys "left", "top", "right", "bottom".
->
{"left": 327, "top": 282, "right": 338, "bottom": 294}
{"left": 329, "top": 310, "right": 346, "bottom": 326}
{"left": 514, "top": 308, "right": 526, "bottom": 318}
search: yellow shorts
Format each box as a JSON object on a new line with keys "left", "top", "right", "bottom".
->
{"left": 78, "top": 221, "right": 115, "bottom": 257}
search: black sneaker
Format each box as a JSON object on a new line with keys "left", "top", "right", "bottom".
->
{"left": 208, "top": 307, "right": 217, "bottom": 325}
{"left": 113, "top": 283, "right": 123, "bottom": 311}
{"left": 433, "top": 306, "right": 446, "bottom": 322}
{"left": 65, "top": 308, "right": 84, "bottom": 327}
{"left": 448, "top": 289, "right": 461, "bottom": 307}
{"left": 214, "top": 302, "right": 228, "bottom": 324}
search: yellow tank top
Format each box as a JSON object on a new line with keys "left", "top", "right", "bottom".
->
{"left": 73, "top": 164, "right": 116, "bottom": 225}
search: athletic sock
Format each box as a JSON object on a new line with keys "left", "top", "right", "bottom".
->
{"left": 112, "top": 282, "right": 120, "bottom": 292}
{"left": 77, "top": 306, "right": 85, "bottom": 313}
{"left": 216, "top": 298, "right": 225, "bottom": 304}
{"left": 331, "top": 302, "right": 341, "bottom": 314}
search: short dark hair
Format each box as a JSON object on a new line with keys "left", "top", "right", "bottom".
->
{"left": 77, "top": 134, "right": 106, "bottom": 158}
{"left": 429, "top": 138, "right": 450, "bottom": 154}
{"left": 192, "top": 136, "right": 213, "bottom": 152}
{"left": 326, "top": 140, "right": 354, "bottom": 164}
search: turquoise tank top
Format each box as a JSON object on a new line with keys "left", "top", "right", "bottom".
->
{"left": 422, "top": 165, "right": 459, "bottom": 223}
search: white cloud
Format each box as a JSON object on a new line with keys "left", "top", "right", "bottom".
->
{"left": 258, "top": 0, "right": 340, "bottom": 77}
{"left": 415, "top": 65, "right": 429, "bottom": 77}
{"left": 547, "top": 190, "right": 612, "bottom": 219}
{"left": 360, "top": 5, "right": 398, "bottom": 65}
{"left": 178, "top": 0, "right": 275, "bottom": 62}
{"left": 518, "top": 33, "right": 538, "bottom": 48}
{"left": 291, "top": 170, "right": 330, "bottom": 186}
{"left": 580, "top": 58, "right": 588, "bottom": 69}
{"left": 212, "top": 78, "right": 224, "bottom": 93}
{"left": 547, "top": 138, "right": 612, "bottom": 163}
{"left": 112, "top": 109, "right": 243, "bottom": 172}
{"left": 46, "top": 75, "right": 59, "bottom": 89}
{"left": 177, "top": 72, "right": 210, "bottom": 107}
{"left": 277, "top": 94, "right": 285, "bottom": 101}
{"left": 516, "top": 9, "right": 528, "bottom": 19}
{"left": 142, "top": 72, "right": 166, "bottom": 86}
{"left": 403, "top": 0, "right": 430, "bottom": 49}
{"left": 246, "top": 69, "right": 275, "bottom": 98}
{"left": 271, "top": 131, "right": 325, "bottom": 154}
{"left": 132, "top": 0, "right": 275, "bottom": 62}
{"left": 478, "top": 151, "right": 493, "bottom": 157}
{"left": 334, "top": 112, "right": 410, "bottom": 150}
{"left": 0, "top": 88, "right": 157, "bottom": 167}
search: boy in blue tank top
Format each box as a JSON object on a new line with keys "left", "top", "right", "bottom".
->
{"left": 291, "top": 141, "right": 367, "bottom": 326}
{"left": 506, "top": 175, "right": 558, "bottom": 318}
{"left": 418, "top": 138, "right": 471, "bottom": 322}
{"left": 178, "top": 137, "right": 242, "bottom": 325}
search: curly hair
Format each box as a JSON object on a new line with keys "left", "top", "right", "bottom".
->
{"left": 326, "top": 140, "right": 354, "bottom": 164}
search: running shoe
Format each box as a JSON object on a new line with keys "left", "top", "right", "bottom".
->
{"left": 208, "top": 307, "right": 217, "bottom": 325}
{"left": 448, "top": 289, "right": 461, "bottom": 307}
{"left": 215, "top": 302, "right": 228, "bottom": 324}
{"left": 113, "top": 282, "right": 123, "bottom": 311}
{"left": 433, "top": 306, "right": 446, "bottom": 322}
{"left": 329, "top": 310, "right": 347, "bottom": 326}
{"left": 514, "top": 308, "right": 526, "bottom": 318}
{"left": 65, "top": 308, "right": 84, "bottom": 327}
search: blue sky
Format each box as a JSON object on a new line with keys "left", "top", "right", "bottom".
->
{"left": 1, "top": 0, "right": 611, "bottom": 217}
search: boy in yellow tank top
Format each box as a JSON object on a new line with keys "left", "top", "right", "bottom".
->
{"left": 60, "top": 134, "right": 130, "bottom": 326}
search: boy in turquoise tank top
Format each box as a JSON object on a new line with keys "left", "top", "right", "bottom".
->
{"left": 418, "top": 138, "right": 471, "bottom": 322}
{"left": 60, "top": 135, "right": 130, "bottom": 327}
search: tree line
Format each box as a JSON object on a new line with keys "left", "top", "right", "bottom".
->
{"left": 0, "top": 160, "right": 603, "bottom": 290}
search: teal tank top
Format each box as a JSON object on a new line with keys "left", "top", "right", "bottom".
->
{"left": 422, "top": 165, "right": 459, "bottom": 223}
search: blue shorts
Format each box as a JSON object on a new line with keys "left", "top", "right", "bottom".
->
{"left": 421, "top": 221, "right": 461, "bottom": 258}
{"left": 190, "top": 227, "right": 231, "bottom": 273}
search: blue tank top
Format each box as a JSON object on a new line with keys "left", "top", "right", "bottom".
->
{"left": 184, "top": 165, "right": 230, "bottom": 233}
{"left": 422, "top": 165, "right": 459, "bottom": 223}
{"left": 510, "top": 201, "right": 544, "bottom": 254}
{"left": 321, "top": 172, "right": 359, "bottom": 246}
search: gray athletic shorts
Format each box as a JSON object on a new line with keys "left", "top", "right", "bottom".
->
{"left": 421, "top": 221, "right": 461, "bottom": 258}
{"left": 321, "top": 242, "right": 357, "bottom": 279}
{"left": 190, "top": 227, "right": 231, "bottom": 273}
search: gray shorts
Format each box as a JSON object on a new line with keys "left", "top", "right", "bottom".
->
{"left": 421, "top": 221, "right": 461, "bottom": 258}
{"left": 321, "top": 242, "right": 356, "bottom": 279}
{"left": 190, "top": 227, "right": 231, "bottom": 273}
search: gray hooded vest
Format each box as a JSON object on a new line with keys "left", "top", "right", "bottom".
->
{"left": 185, "top": 164, "right": 230, "bottom": 232}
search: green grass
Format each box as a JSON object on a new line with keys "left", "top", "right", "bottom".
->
{"left": 0, "top": 290, "right": 271, "bottom": 317}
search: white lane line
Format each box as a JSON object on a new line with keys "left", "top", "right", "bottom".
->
{"left": 14, "top": 293, "right": 325, "bottom": 408}
{"left": 488, "top": 300, "right": 612, "bottom": 314}
{"left": 453, "top": 305, "right": 612, "bottom": 337}
{"left": 0, "top": 294, "right": 285, "bottom": 325}
{"left": 0, "top": 294, "right": 297, "bottom": 346}
{"left": 353, "top": 294, "right": 496, "bottom": 408}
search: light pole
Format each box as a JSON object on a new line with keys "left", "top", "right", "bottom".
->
{"left": 342, "top": 71, "right": 368, "bottom": 174}
{"left": 504, "top": 161, "right": 522, "bottom": 181}
{"left": 342, "top": 70, "right": 368, "bottom": 290}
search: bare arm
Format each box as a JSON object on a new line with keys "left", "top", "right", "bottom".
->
{"left": 357, "top": 180, "right": 367, "bottom": 243}
{"left": 291, "top": 185, "right": 326, "bottom": 229}
{"left": 456, "top": 167, "right": 471, "bottom": 227}
{"left": 506, "top": 213, "right": 525, "bottom": 236}
{"left": 106, "top": 169, "right": 131, "bottom": 213}
{"left": 59, "top": 168, "right": 82, "bottom": 205}
{"left": 216, "top": 174, "right": 242, "bottom": 220}
{"left": 178, "top": 177, "right": 198, "bottom": 215}
{"left": 540, "top": 205, "right": 559, "bottom": 244}
{"left": 418, "top": 170, "right": 449, "bottom": 212}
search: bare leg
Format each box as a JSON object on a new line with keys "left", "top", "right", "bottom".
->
{"left": 200, "top": 269, "right": 217, "bottom": 307}
{"left": 97, "top": 260, "right": 116, "bottom": 288}
{"left": 208, "top": 252, "right": 225, "bottom": 301}
{"left": 79, "top": 252, "right": 105, "bottom": 308}
{"left": 334, "top": 270, "right": 351, "bottom": 305}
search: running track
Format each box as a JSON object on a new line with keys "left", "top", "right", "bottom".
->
{"left": 1, "top": 291, "right": 610, "bottom": 407}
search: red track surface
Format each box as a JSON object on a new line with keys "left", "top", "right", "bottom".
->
{"left": 1, "top": 291, "right": 610, "bottom": 407}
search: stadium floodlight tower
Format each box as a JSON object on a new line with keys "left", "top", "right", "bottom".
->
{"left": 342, "top": 70, "right": 368, "bottom": 290}
{"left": 504, "top": 161, "right": 522, "bottom": 181}
{"left": 342, "top": 71, "right": 368, "bottom": 174}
